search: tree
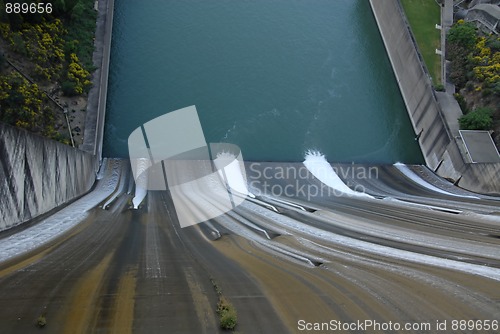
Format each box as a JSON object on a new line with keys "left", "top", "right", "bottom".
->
{"left": 0, "top": 0, "right": 8, "bottom": 24}
{"left": 447, "top": 20, "right": 477, "bottom": 52}
{"left": 446, "top": 21, "right": 478, "bottom": 88}
{"left": 447, "top": 43, "right": 470, "bottom": 87}
{"left": 459, "top": 107, "right": 493, "bottom": 130}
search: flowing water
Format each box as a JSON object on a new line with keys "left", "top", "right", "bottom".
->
{"left": 103, "top": 0, "right": 424, "bottom": 164}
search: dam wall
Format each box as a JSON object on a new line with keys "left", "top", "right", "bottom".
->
{"left": 82, "top": 0, "right": 115, "bottom": 159}
{"left": 458, "top": 163, "right": 500, "bottom": 195}
{"left": 369, "top": 0, "right": 500, "bottom": 195}
{"left": 368, "top": 0, "right": 451, "bottom": 170}
{"left": 0, "top": 123, "right": 97, "bottom": 231}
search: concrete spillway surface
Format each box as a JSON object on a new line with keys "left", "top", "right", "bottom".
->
{"left": 1, "top": 152, "right": 500, "bottom": 332}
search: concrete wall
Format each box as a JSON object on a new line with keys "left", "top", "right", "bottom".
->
{"left": 459, "top": 163, "right": 500, "bottom": 195}
{"left": 0, "top": 123, "right": 97, "bottom": 231}
{"left": 82, "top": 0, "right": 115, "bottom": 159}
{"left": 369, "top": 0, "right": 451, "bottom": 170}
{"left": 369, "top": 0, "right": 500, "bottom": 195}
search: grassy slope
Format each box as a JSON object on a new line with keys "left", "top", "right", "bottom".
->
{"left": 400, "top": 0, "right": 442, "bottom": 84}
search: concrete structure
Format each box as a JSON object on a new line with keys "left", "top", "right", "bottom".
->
{"left": 369, "top": 0, "right": 500, "bottom": 195}
{"left": 466, "top": 3, "right": 500, "bottom": 34}
{"left": 0, "top": 123, "right": 97, "bottom": 231}
{"left": 0, "top": 1, "right": 114, "bottom": 232}
{"left": 459, "top": 130, "right": 500, "bottom": 163}
{"left": 82, "top": 0, "right": 115, "bottom": 159}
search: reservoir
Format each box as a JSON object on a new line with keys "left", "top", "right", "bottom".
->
{"left": 103, "top": 0, "right": 424, "bottom": 164}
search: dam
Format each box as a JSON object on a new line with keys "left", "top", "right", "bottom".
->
{"left": 0, "top": 0, "right": 499, "bottom": 332}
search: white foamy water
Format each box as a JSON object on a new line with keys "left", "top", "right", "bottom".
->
{"left": 303, "top": 150, "right": 373, "bottom": 198}
{"left": 132, "top": 158, "right": 150, "bottom": 209}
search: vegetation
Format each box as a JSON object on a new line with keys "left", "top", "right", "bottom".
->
{"left": 447, "top": 20, "right": 477, "bottom": 49}
{"left": 65, "top": 53, "right": 92, "bottom": 95}
{"left": 459, "top": 107, "right": 493, "bottom": 130}
{"left": 217, "top": 296, "right": 238, "bottom": 330}
{"left": 63, "top": 0, "right": 98, "bottom": 70}
{"left": 447, "top": 20, "right": 478, "bottom": 87}
{"left": 454, "top": 92, "right": 469, "bottom": 114}
{"left": 1, "top": 18, "right": 66, "bottom": 81}
{"left": 434, "top": 83, "right": 445, "bottom": 91}
{"left": 471, "top": 36, "right": 500, "bottom": 92}
{"left": 400, "top": 0, "right": 442, "bottom": 84}
{"left": 0, "top": 0, "right": 97, "bottom": 142}
{"left": 210, "top": 278, "right": 238, "bottom": 331}
{"left": 447, "top": 20, "right": 500, "bottom": 94}
{"left": 447, "top": 20, "right": 499, "bottom": 140}
{"left": 36, "top": 315, "right": 46, "bottom": 328}
{"left": 0, "top": 72, "right": 46, "bottom": 131}
{"left": 0, "top": 0, "right": 96, "bottom": 66}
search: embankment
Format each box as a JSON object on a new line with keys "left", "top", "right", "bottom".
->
{"left": 0, "top": 123, "right": 97, "bottom": 231}
{"left": 369, "top": 0, "right": 500, "bottom": 195}
{"left": 82, "top": 0, "right": 115, "bottom": 159}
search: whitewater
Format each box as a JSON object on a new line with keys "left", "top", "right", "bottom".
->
{"left": 303, "top": 150, "right": 373, "bottom": 198}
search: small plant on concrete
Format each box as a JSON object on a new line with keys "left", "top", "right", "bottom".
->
{"left": 217, "top": 296, "right": 237, "bottom": 330}
{"left": 36, "top": 315, "right": 46, "bottom": 328}
{"left": 211, "top": 277, "right": 238, "bottom": 330}
{"left": 434, "top": 83, "right": 445, "bottom": 91}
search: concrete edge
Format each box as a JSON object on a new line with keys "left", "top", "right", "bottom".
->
{"left": 82, "top": 0, "right": 115, "bottom": 163}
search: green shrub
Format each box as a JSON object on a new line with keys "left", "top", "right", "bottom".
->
{"left": 486, "top": 38, "right": 500, "bottom": 52}
{"left": 220, "top": 307, "right": 237, "bottom": 330}
{"left": 36, "top": 315, "right": 46, "bottom": 328}
{"left": 493, "top": 82, "right": 500, "bottom": 96}
{"left": 481, "top": 88, "right": 492, "bottom": 97}
{"left": 434, "top": 83, "right": 445, "bottom": 91}
{"left": 11, "top": 33, "right": 27, "bottom": 55}
{"left": 459, "top": 107, "right": 493, "bottom": 130}
{"left": 465, "top": 81, "right": 474, "bottom": 92}
{"left": 447, "top": 20, "right": 477, "bottom": 51}
{"left": 64, "top": 0, "right": 98, "bottom": 71}
{"left": 217, "top": 296, "right": 237, "bottom": 330}
{"left": 453, "top": 93, "right": 469, "bottom": 114}
{"left": 61, "top": 80, "right": 78, "bottom": 96}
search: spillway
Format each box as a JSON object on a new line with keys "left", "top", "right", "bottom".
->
{"left": 1, "top": 146, "right": 499, "bottom": 332}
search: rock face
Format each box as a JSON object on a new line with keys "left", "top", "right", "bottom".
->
{"left": 0, "top": 123, "right": 97, "bottom": 231}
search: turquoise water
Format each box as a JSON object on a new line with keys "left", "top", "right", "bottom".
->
{"left": 103, "top": 0, "right": 424, "bottom": 163}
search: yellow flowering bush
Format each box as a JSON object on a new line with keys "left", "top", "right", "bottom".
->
{"left": 1, "top": 19, "right": 66, "bottom": 81}
{"left": 0, "top": 72, "right": 47, "bottom": 132}
{"left": 471, "top": 36, "right": 500, "bottom": 89}
{"left": 64, "top": 53, "right": 92, "bottom": 95}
